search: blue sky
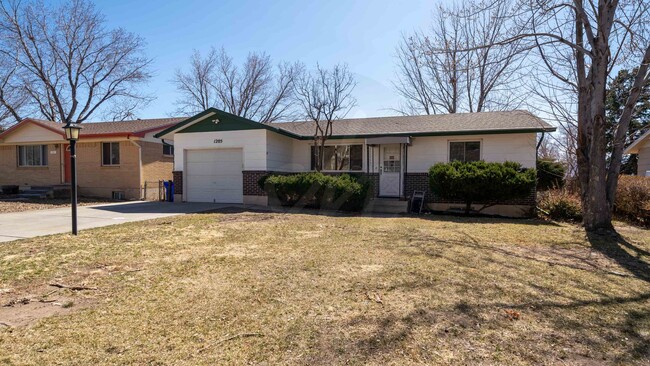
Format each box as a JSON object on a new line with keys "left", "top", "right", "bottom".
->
{"left": 95, "top": 0, "right": 438, "bottom": 119}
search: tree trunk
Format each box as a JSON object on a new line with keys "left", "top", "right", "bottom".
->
{"left": 579, "top": 33, "right": 614, "bottom": 232}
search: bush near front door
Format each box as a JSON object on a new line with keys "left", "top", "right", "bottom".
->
{"left": 429, "top": 161, "right": 536, "bottom": 214}
{"left": 260, "top": 172, "right": 372, "bottom": 211}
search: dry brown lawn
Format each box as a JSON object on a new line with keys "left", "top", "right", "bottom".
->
{"left": 0, "top": 210, "right": 648, "bottom": 365}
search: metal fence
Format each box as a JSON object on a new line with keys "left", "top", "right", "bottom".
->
{"left": 142, "top": 181, "right": 165, "bottom": 201}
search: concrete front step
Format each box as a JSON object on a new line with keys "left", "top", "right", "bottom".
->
{"left": 18, "top": 193, "right": 49, "bottom": 199}
{"left": 18, "top": 185, "right": 54, "bottom": 199}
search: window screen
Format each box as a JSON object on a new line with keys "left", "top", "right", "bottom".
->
{"left": 311, "top": 145, "right": 363, "bottom": 171}
{"left": 449, "top": 141, "right": 481, "bottom": 162}
{"left": 102, "top": 142, "right": 120, "bottom": 165}
{"left": 18, "top": 145, "right": 48, "bottom": 166}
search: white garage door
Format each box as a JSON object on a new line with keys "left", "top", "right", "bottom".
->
{"left": 185, "top": 149, "right": 243, "bottom": 203}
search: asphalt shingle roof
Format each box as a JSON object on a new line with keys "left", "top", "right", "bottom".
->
{"left": 29, "top": 117, "right": 186, "bottom": 136}
{"left": 271, "top": 110, "right": 554, "bottom": 137}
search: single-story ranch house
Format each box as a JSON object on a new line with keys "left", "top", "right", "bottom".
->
{"left": 624, "top": 129, "right": 650, "bottom": 176}
{"left": 0, "top": 118, "right": 183, "bottom": 200}
{"left": 156, "top": 108, "right": 555, "bottom": 216}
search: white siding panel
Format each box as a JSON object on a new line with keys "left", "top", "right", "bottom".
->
{"left": 266, "top": 131, "right": 296, "bottom": 172}
{"left": 638, "top": 144, "right": 650, "bottom": 176}
{"left": 407, "top": 133, "right": 538, "bottom": 172}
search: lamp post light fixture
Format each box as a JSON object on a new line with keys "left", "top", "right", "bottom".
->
{"left": 63, "top": 123, "right": 82, "bottom": 235}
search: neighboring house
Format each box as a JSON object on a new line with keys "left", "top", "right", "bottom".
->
{"left": 0, "top": 118, "right": 183, "bottom": 200}
{"left": 156, "top": 108, "right": 555, "bottom": 216}
{"left": 624, "top": 129, "right": 650, "bottom": 176}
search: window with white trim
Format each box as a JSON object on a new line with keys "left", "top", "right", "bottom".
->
{"left": 449, "top": 141, "right": 481, "bottom": 162}
{"left": 311, "top": 144, "right": 363, "bottom": 171}
{"left": 17, "top": 145, "right": 48, "bottom": 167}
{"left": 102, "top": 142, "right": 120, "bottom": 165}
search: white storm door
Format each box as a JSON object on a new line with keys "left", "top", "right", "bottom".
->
{"left": 379, "top": 145, "right": 401, "bottom": 197}
{"left": 185, "top": 149, "right": 243, "bottom": 203}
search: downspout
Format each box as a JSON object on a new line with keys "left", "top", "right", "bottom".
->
{"left": 534, "top": 132, "right": 544, "bottom": 215}
{"left": 536, "top": 132, "right": 545, "bottom": 155}
{"left": 128, "top": 137, "right": 143, "bottom": 200}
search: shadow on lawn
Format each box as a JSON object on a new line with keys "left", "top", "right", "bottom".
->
{"left": 587, "top": 231, "right": 650, "bottom": 283}
{"left": 301, "top": 229, "right": 650, "bottom": 364}
{"left": 206, "top": 205, "right": 563, "bottom": 227}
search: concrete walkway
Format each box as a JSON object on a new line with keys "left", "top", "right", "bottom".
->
{"left": 0, "top": 201, "right": 231, "bottom": 243}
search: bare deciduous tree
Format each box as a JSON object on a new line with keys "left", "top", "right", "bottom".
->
{"left": 293, "top": 64, "right": 357, "bottom": 172}
{"left": 394, "top": 0, "right": 524, "bottom": 115}
{"left": 448, "top": 0, "right": 650, "bottom": 231}
{"left": 0, "top": 0, "right": 153, "bottom": 125}
{"left": 0, "top": 55, "right": 26, "bottom": 129}
{"left": 173, "top": 47, "right": 300, "bottom": 123}
{"left": 519, "top": 0, "right": 650, "bottom": 231}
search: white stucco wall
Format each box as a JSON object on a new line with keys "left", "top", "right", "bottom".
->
{"left": 173, "top": 130, "right": 267, "bottom": 171}
{"left": 407, "top": 133, "right": 537, "bottom": 172}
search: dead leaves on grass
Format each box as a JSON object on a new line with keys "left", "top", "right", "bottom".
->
{"left": 503, "top": 309, "right": 521, "bottom": 321}
{"left": 366, "top": 292, "right": 384, "bottom": 305}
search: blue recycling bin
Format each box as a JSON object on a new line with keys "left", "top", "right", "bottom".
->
{"left": 163, "top": 181, "right": 174, "bottom": 202}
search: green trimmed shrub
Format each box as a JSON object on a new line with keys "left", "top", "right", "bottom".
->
{"left": 260, "top": 172, "right": 372, "bottom": 212}
{"left": 615, "top": 175, "right": 650, "bottom": 226}
{"left": 538, "top": 189, "right": 583, "bottom": 222}
{"left": 428, "top": 161, "right": 536, "bottom": 214}
{"left": 536, "top": 159, "right": 566, "bottom": 190}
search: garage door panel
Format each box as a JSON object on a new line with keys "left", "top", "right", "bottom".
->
{"left": 185, "top": 149, "right": 243, "bottom": 203}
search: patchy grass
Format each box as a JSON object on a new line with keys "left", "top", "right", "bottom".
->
{"left": 0, "top": 197, "right": 116, "bottom": 213}
{"left": 0, "top": 211, "right": 648, "bottom": 365}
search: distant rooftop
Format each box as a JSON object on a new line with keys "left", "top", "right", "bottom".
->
{"left": 22, "top": 117, "right": 186, "bottom": 137}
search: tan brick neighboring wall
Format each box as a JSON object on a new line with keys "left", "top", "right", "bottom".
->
{"left": 75, "top": 141, "right": 141, "bottom": 200}
{"left": 140, "top": 141, "right": 173, "bottom": 200}
{"left": 0, "top": 144, "right": 63, "bottom": 187}
{"left": 140, "top": 141, "right": 173, "bottom": 182}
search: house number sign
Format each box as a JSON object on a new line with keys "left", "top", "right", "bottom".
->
{"left": 214, "top": 139, "right": 223, "bottom": 143}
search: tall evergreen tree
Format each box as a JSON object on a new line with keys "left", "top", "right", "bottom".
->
{"left": 605, "top": 69, "right": 650, "bottom": 174}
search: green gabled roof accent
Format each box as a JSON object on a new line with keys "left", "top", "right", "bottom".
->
{"left": 154, "top": 108, "right": 302, "bottom": 139}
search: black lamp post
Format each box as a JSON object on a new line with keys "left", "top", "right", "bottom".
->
{"left": 63, "top": 123, "right": 82, "bottom": 235}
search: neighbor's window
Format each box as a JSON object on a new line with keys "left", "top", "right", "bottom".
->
{"left": 102, "top": 142, "right": 120, "bottom": 165}
{"left": 18, "top": 145, "right": 48, "bottom": 167}
{"left": 449, "top": 141, "right": 481, "bottom": 162}
{"left": 311, "top": 144, "right": 363, "bottom": 171}
{"left": 162, "top": 143, "right": 174, "bottom": 156}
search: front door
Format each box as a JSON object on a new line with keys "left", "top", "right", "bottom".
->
{"left": 63, "top": 144, "right": 71, "bottom": 183}
{"left": 379, "top": 144, "right": 401, "bottom": 197}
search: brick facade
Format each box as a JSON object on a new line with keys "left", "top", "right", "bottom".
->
{"left": 403, "top": 173, "right": 430, "bottom": 201}
{"left": 243, "top": 170, "right": 268, "bottom": 196}
{"left": 172, "top": 171, "right": 183, "bottom": 194}
{"left": 140, "top": 141, "right": 174, "bottom": 183}
{"left": 0, "top": 144, "right": 63, "bottom": 187}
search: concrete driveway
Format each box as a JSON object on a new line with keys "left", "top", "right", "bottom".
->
{"left": 0, "top": 201, "right": 232, "bottom": 243}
